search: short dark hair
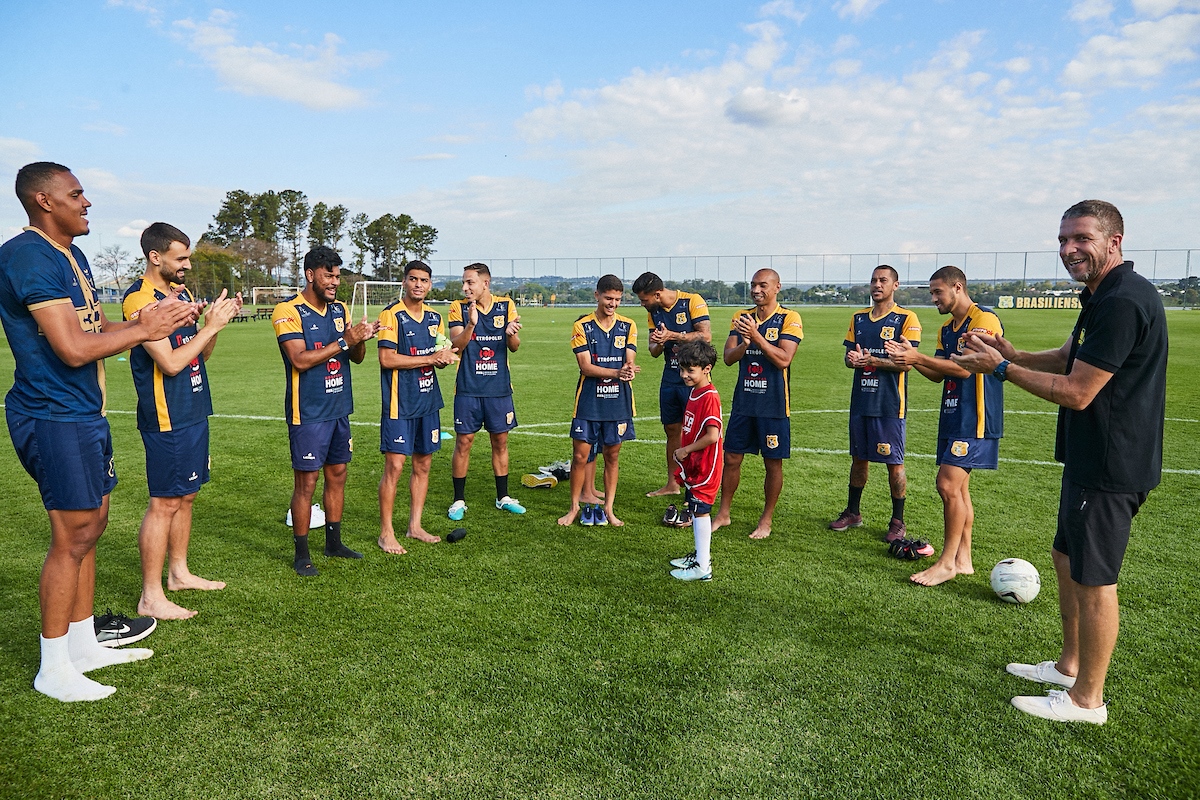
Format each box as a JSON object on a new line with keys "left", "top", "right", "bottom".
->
{"left": 140, "top": 222, "right": 190, "bottom": 258}
{"left": 15, "top": 162, "right": 72, "bottom": 213}
{"left": 304, "top": 246, "right": 343, "bottom": 274}
{"left": 873, "top": 264, "right": 899, "bottom": 282}
{"left": 464, "top": 262, "right": 490, "bottom": 278}
{"left": 596, "top": 274, "right": 623, "bottom": 294}
{"left": 929, "top": 265, "right": 966, "bottom": 288}
{"left": 632, "top": 272, "right": 664, "bottom": 295}
{"left": 676, "top": 340, "right": 717, "bottom": 370}
{"left": 404, "top": 260, "right": 432, "bottom": 277}
{"left": 1063, "top": 200, "right": 1124, "bottom": 238}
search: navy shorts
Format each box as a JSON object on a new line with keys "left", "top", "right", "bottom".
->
{"left": 1053, "top": 476, "right": 1147, "bottom": 586}
{"left": 570, "top": 418, "right": 635, "bottom": 448}
{"left": 725, "top": 413, "right": 790, "bottom": 458}
{"left": 684, "top": 489, "right": 713, "bottom": 516}
{"left": 142, "top": 420, "right": 210, "bottom": 497}
{"left": 659, "top": 383, "right": 692, "bottom": 426}
{"left": 454, "top": 394, "right": 517, "bottom": 434}
{"left": 849, "top": 416, "right": 906, "bottom": 464}
{"left": 935, "top": 437, "right": 998, "bottom": 470}
{"left": 7, "top": 409, "right": 116, "bottom": 510}
{"left": 381, "top": 412, "right": 442, "bottom": 455}
{"left": 289, "top": 417, "right": 352, "bottom": 471}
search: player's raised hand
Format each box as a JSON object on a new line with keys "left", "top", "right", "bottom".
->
{"left": 734, "top": 313, "right": 756, "bottom": 340}
{"left": 433, "top": 346, "right": 459, "bottom": 367}
{"left": 884, "top": 336, "right": 917, "bottom": 367}
{"left": 952, "top": 334, "right": 1004, "bottom": 373}
{"left": 203, "top": 289, "right": 240, "bottom": 331}
{"left": 963, "top": 330, "right": 1014, "bottom": 360}
{"left": 618, "top": 363, "right": 641, "bottom": 381}
{"left": 650, "top": 322, "right": 668, "bottom": 344}
{"left": 847, "top": 344, "right": 869, "bottom": 368}
{"left": 467, "top": 300, "right": 478, "bottom": 327}
{"left": 137, "top": 296, "right": 198, "bottom": 340}
{"left": 506, "top": 315, "right": 522, "bottom": 336}
{"left": 346, "top": 313, "right": 379, "bottom": 346}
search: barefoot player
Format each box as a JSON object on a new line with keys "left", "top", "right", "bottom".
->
{"left": 886, "top": 266, "right": 1004, "bottom": 586}
{"left": 377, "top": 261, "right": 457, "bottom": 553}
{"left": 123, "top": 223, "right": 241, "bottom": 619}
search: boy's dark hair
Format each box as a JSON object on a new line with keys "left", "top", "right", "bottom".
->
{"left": 632, "top": 272, "right": 664, "bottom": 295}
{"left": 929, "top": 265, "right": 966, "bottom": 288}
{"left": 304, "top": 245, "right": 343, "bottom": 274}
{"left": 140, "top": 222, "right": 190, "bottom": 259}
{"left": 873, "top": 264, "right": 899, "bottom": 282}
{"left": 15, "top": 162, "right": 71, "bottom": 213}
{"left": 405, "top": 260, "right": 432, "bottom": 277}
{"left": 676, "top": 340, "right": 717, "bottom": 371}
{"left": 464, "top": 262, "right": 490, "bottom": 278}
{"left": 596, "top": 274, "right": 623, "bottom": 294}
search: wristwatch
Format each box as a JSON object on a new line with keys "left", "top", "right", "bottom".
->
{"left": 993, "top": 359, "right": 1010, "bottom": 381}
{"left": 336, "top": 337, "right": 350, "bottom": 352}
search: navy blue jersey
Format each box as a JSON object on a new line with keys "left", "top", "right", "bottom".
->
{"left": 448, "top": 296, "right": 516, "bottom": 397}
{"left": 844, "top": 305, "right": 922, "bottom": 419}
{"left": 378, "top": 300, "right": 446, "bottom": 420}
{"left": 0, "top": 228, "right": 106, "bottom": 420}
{"left": 123, "top": 279, "right": 213, "bottom": 432}
{"left": 647, "top": 291, "right": 710, "bottom": 385}
{"left": 935, "top": 304, "right": 1004, "bottom": 439}
{"left": 272, "top": 296, "right": 353, "bottom": 425}
{"left": 571, "top": 312, "right": 638, "bottom": 421}
{"left": 728, "top": 305, "right": 803, "bottom": 419}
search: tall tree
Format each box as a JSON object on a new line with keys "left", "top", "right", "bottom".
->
{"left": 93, "top": 244, "right": 136, "bottom": 292}
{"left": 403, "top": 223, "right": 438, "bottom": 263}
{"left": 248, "top": 191, "right": 282, "bottom": 281}
{"left": 308, "top": 202, "right": 350, "bottom": 251}
{"left": 203, "top": 189, "right": 253, "bottom": 245}
{"left": 348, "top": 212, "right": 371, "bottom": 272}
{"left": 279, "top": 189, "right": 310, "bottom": 285}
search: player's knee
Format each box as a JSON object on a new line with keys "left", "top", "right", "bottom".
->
{"left": 724, "top": 452, "right": 744, "bottom": 467}
{"left": 455, "top": 433, "right": 475, "bottom": 450}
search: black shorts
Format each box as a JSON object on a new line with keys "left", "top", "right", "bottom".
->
{"left": 1053, "top": 476, "right": 1148, "bottom": 586}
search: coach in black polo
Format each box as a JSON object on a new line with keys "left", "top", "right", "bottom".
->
{"left": 954, "top": 200, "right": 1167, "bottom": 725}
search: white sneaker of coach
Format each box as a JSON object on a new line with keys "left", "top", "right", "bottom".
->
{"left": 285, "top": 503, "right": 326, "bottom": 528}
{"left": 1006, "top": 660, "right": 1077, "bottom": 689}
{"left": 1011, "top": 689, "right": 1107, "bottom": 725}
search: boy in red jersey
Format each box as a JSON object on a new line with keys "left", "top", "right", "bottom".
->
{"left": 668, "top": 341, "right": 723, "bottom": 581}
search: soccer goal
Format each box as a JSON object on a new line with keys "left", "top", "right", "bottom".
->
{"left": 250, "top": 286, "right": 299, "bottom": 306}
{"left": 350, "top": 280, "right": 406, "bottom": 321}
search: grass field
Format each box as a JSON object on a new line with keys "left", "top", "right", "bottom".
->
{"left": 0, "top": 302, "right": 1197, "bottom": 799}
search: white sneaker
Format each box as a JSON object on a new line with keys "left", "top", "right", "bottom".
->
{"left": 285, "top": 503, "right": 326, "bottom": 528}
{"left": 670, "top": 564, "right": 712, "bottom": 581}
{"left": 448, "top": 500, "right": 467, "bottom": 521}
{"left": 1011, "top": 689, "right": 1107, "bottom": 725}
{"left": 669, "top": 551, "right": 697, "bottom": 569}
{"left": 1006, "top": 660, "right": 1076, "bottom": 689}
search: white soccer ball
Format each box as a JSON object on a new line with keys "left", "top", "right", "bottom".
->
{"left": 990, "top": 558, "right": 1041, "bottom": 604}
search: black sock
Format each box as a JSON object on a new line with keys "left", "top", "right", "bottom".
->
{"left": 294, "top": 535, "right": 310, "bottom": 562}
{"left": 325, "top": 521, "right": 342, "bottom": 549}
{"left": 892, "top": 496, "right": 905, "bottom": 522}
{"left": 847, "top": 485, "right": 864, "bottom": 515}
{"left": 453, "top": 476, "right": 467, "bottom": 502}
{"left": 495, "top": 474, "right": 509, "bottom": 500}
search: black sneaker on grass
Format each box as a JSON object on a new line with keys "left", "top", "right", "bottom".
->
{"left": 94, "top": 609, "right": 157, "bottom": 648}
{"left": 294, "top": 557, "right": 319, "bottom": 577}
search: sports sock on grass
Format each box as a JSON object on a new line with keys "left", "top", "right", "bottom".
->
{"left": 495, "top": 474, "right": 509, "bottom": 501}
{"left": 68, "top": 616, "right": 152, "bottom": 672}
{"left": 325, "top": 521, "right": 343, "bottom": 549}
{"left": 453, "top": 476, "right": 467, "bottom": 503}
{"left": 35, "top": 633, "right": 114, "bottom": 702}
{"left": 294, "top": 534, "right": 311, "bottom": 562}
{"left": 892, "top": 496, "right": 906, "bottom": 522}
{"left": 694, "top": 514, "right": 712, "bottom": 573}
{"left": 848, "top": 485, "right": 864, "bottom": 515}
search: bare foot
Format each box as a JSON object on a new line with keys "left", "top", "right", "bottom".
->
{"left": 167, "top": 572, "right": 226, "bottom": 591}
{"left": 557, "top": 507, "right": 580, "bottom": 526}
{"left": 646, "top": 483, "right": 682, "bottom": 497}
{"left": 581, "top": 492, "right": 605, "bottom": 505}
{"left": 606, "top": 509, "right": 624, "bottom": 527}
{"left": 406, "top": 527, "right": 441, "bottom": 544}
{"left": 377, "top": 532, "right": 408, "bottom": 555}
{"left": 954, "top": 557, "right": 975, "bottom": 575}
{"left": 711, "top": 514, "right": 731, "bottom": 533}
{"left": 138, "top": 595, "right": 198, "bottom": 620}
{"left": 911, "top": 562, "right": 958, "bottom": 586}
{"left": 748, "top": 524, "right": 771, "bottom": 540}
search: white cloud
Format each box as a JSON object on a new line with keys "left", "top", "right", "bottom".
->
{"left": 759, "top": 0, "right": 807, "bottom": 25}
{"left": 831, "top": 35, "right": 859, "bottom": 54}
{"left": 83, "top": 121, "right": 128, "bottom": 136}
{"left": 117, "top": 219, "right": 151, "bottom": 237}
{"left": 1132, "top": 0, "right": 1200, "bottom": 18}
{"left": 829, "top": 59, "right": 862, "bottom": 77}
{"left": 526, "top": 80, "right": 564, "bottom": 102}
{"left": 106, "top": 0, "right": 162, "bottom": 26}
{"left": 1068, "top": 0, "right": 1114, "bottom": 22}
{"left": 0, "top": 137, "right": 41, "bottom": 172}
{"left": 1063, "top": 13, "right": 1200, "bottom": 86}
{"left": 1002, "top": 57, "right": 1032, "bottom": 73}
{"left": 834, "top": 0, "right": 887, "bottom": 21}
{"left": 171, "top": 10, "right": 383, "bottom": 111}
{"left": 410, "top": 153, "right": 455, "bottom": 161}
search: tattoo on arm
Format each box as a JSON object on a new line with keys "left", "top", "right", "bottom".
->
{"left": 1050, "top": 377, "right": 1057, "bottom": 405}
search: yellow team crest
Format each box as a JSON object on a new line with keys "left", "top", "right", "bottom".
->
{"left": 348, "top": 437, "right": 354, "bottom": 452}
{"left": 676, "top": 312, "right": 687, "bottom": 325}
{"left": 334, "top": 317, "right": 345, "bottom": 333}
{"left": 428, "top": 325, "right": 439, "bottom": 338}
{"left": 1078, "top": 328, "right": 1086, "bottom": 345}
{"left": 766, "top": 434, "right": 779, "bottom": 449}
{"left": 617, "top": 423, "right": 628, "bottom": 436}
{"left": 765, "top": 328, "right": 779, "bottom": 341}
{"left": 432, "top": 429, "right": 440, "bottom": 443}
{"left": 880, "top": 326, "right": 895, "bottom": 341}
{"left": 494, "top": 315, "right": 505, "bottom": 328}
{"left": 877, "top": 443, "right": 892, "bottom": 456}
{"left": 951, "top": 441, "right": 969, "bottom": 457}
{"left": 614, "top": 336, "right": 626, "bottom": 349}
{"left": 506, "top": 411, "right": 515, "bottom": 424}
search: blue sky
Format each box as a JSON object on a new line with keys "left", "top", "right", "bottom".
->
{"left": 1, "top": 0, "right": 1197, "bottom": 270}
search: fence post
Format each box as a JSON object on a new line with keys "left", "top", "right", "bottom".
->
{"left": 743, "top": 256, "right": 748, "bottom": 304}
{"left": 1022, "top": 251, "right": 1028, "bottom": 289}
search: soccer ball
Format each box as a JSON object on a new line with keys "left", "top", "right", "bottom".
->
{"left": 990, "top": 558, "right": 1041, "bottom": 604}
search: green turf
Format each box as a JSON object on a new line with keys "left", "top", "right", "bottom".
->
{"left": 0, "top": 303, "right": 1197, "bottom": 799}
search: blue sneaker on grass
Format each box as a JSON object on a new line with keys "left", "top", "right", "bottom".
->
{"left": 580, "top": 504, "right": 595, "bottom": 526}
{"left": 594, "top": 507, "right": 609, "bottom": 526}
{"left": 448, "top": 500, "right": 467, "bottom": 521}
{"left": 496, "top": 496, "right": 526, "bottom": 514}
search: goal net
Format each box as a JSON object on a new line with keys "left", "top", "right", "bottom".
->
{"left": 250, "top": 286, "right": 299, "bottom": 306}
{"left": 350, "top": 280, "right": 407, "bottom": 321}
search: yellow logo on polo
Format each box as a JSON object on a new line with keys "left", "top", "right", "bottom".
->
{"left": 880, "top": 326, "right": 895, "bottom": 341}
{"left": 334, "top": 317, "right": 345, "bottom": 333}
{"left": 877, "top": 443, "right": 891, "bottom": 456}
{"left": 617, "top": 422, "right": 628, "bottom": 436}
{"left": 1079, "top": 328, "right": 1086, "bottom": 345}
{"left": 951, "top": 441, "right": 969, "bottom": 457}
{"left": 494, "top": 315, "right": 504, "bottom": 328}
{"left": 428, "top": 325, "right": 439, "bottom": 338}
{"left": 676, "top": 312, "right": 687, "bottom": 325}
{"left": 614, "top": 336, "right": 626, "bottom": 349}
{"left": 766, "top": 434, "right": 779, "bottom": 449}
{"left": 765, "top": 328, "right": 779, "bottom": 341}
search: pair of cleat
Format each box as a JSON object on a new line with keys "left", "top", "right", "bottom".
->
{"left": 449, "top": 497, "right": 526, "bottom": 521}
{"left": 668, "top": 551, "right": 711, "bottom": 581}
{"left": 888, "top": 537, "right": 935, "bottom": 559}
{"left": 580, "top": 504, "right": 608, "bottom": 526}
{"left": 661, "top": 504, "right": 692, "bottom": 528}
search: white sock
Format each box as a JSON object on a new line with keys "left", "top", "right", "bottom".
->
{"left": 694, "top": 515, "right": 712, "bottom": 573}
{"left": 68, "top": 616, "right": 153, "bottom": 673}
{"left": 34, "top": 633, "right": 115, "bottom": 702}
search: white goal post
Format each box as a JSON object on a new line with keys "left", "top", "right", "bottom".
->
{"left": 350, "top": 280, "right": 407, "bottom": 321}
{"left": 250, "top": 286, "right": 299, "bottom": 306}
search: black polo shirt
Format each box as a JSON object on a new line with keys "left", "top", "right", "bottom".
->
{"left": 1055, "top": 261, "right": 1168, "bottom": 492}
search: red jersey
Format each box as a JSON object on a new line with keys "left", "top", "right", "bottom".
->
{"left": 673, "top": 384, "right": 724, "bottom": 505}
